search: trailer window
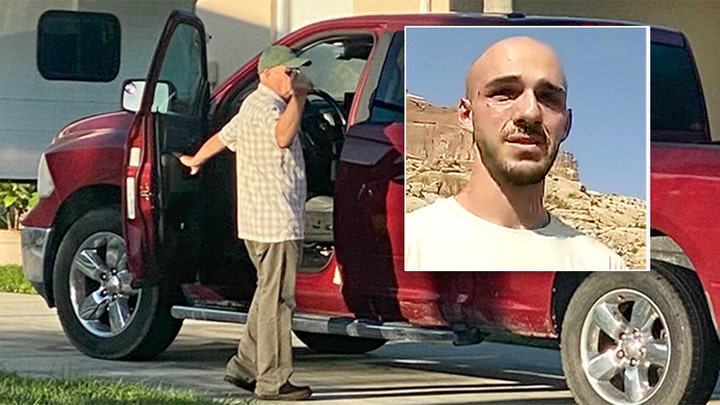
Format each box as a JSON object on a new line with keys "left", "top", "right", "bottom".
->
{"left": 37, "top": 10, "right": 121, "bottom": 82}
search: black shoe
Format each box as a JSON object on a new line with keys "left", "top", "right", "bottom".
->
{"left": 223, "top": 374, "right": 256, "bottom": 393}
{"left": 256, "top": 382, "right": 312, "bottom": 401}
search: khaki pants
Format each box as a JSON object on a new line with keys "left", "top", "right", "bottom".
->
{"left": 226, "top": 239, "right": 301, "bottom": 395}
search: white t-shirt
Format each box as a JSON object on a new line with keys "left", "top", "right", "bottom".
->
{"left": 405, "top": 197, "right": 627, "bottom": 271}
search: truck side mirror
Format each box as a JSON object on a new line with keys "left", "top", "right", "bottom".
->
{"left": 121, "top": 79, "right": 173, "bottom": 113}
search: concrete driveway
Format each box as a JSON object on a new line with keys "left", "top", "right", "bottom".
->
{"left": 2, "top": 292, "right": 719, "bottom": 404}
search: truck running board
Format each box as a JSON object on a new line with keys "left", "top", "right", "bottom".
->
{"left": 170, "top": 305, "right": 476, "bottom": 343}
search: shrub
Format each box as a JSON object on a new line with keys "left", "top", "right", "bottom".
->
{"left": 0, "top": 182, "right": 38, "bottom": 230}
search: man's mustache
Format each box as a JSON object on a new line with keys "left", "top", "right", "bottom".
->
{"left": 502, "top": 122, "right": 548, "bottom": 144}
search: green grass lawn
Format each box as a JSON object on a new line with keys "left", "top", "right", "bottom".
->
{"left": 0, "top": 268, "right": 253, "bottom": 404}
{"left": 0, "top": 264, "right": 35, "bottom": 294}
{"left": 0, "top": 370, "right": 244, "bottom": 405}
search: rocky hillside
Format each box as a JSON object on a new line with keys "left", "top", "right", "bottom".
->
{"left": 405, "top": 95, "right": 646, "bottom": 270}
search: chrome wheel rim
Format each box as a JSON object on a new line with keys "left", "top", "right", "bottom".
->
{"left": 69, "top": 232, "right": 140, "bottom": 337}
{"left": 580, "top": 289, "right": 670, "bottom": 405}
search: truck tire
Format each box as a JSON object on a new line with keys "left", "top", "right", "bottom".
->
{"left": 294, "top": 331, "right": 386, "bottom": 354}
{"left": 53, "top": 206, "right": 182, "bottom": 360}
{"left": 560, "top": 262, "right": 719, "bottom": 405}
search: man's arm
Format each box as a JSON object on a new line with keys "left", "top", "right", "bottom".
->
{"left": 179, "top": 133, "right": 226, "bottom": 175}
{"left": 275, "top": 71, "right": 312, "bottom": 148}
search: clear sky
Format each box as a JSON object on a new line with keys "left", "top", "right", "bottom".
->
{"left": 406, "top": 26, "right": 648, "bottom": 199}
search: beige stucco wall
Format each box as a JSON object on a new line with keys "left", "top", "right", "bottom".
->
{"left": 196, "top": 0, "right": 275, "bottom": 87}
{"left": 0, "top": 231, "right": 21, "bottom": 265}
{"left": 509, "top": 1, "right": 720, "bottom": 140}
{"left": 354, "top": 0, "right": 450, "bottom": 14}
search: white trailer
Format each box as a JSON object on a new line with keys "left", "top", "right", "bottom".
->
{"left": 0, "top": 0, "right": 194, "bottom": 180}
{"left": 0, "top": 0, "right": 361, "bottom": 180}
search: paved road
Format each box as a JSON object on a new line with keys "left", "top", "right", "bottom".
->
{"left": 2, "top": 292, "right": 720, "bottom": 404}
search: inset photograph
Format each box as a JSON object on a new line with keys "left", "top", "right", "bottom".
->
{"left": 404, "top": 26, "right": 649, "bottom": 271}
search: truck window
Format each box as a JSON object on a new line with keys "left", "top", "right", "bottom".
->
{"left": 298, "top": 36, "right": 372, "bottom": 105}
{"left": 651, "top": 43, "right": 707, "bottom": 142}
{"left": 210, "top": 34, "right": 374, "bottom": 132}
{"left": 156, "top": 23, "right": 206, "bottom": 117}
{"left": 37, "top": 10, "right": 120, "bottom": 82}
{"left": 370, "top": 32, "right": 404, "bottom": 124}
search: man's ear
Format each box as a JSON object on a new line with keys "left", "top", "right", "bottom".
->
{"left": 259, "top": 68, "right": 272, "bottom": 81}
{"left": 458, "top": 98, "right": 474, "bottom": 133}
{"left": 561, "top": 108, "right": 572, "bottom": 142}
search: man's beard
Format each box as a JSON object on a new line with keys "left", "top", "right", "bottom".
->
{"left": 475, "top": 126, "right": 559, "bottom": 187}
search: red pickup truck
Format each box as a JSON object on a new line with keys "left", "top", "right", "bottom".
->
{"left": 20, "top": 11, "right": 719, "bottom": 405}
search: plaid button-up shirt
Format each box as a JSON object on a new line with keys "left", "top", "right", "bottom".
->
{"left": 218, "top": 84, "right": 306, "bottom": 243}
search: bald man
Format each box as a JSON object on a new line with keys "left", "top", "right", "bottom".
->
{"left": 405, "top": 37, "right": 626, "bottom": 271}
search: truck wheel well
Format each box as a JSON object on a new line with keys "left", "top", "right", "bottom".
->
{"left": 552, "top": 231, "right": 703, "bottom": 335}
{"left": 650, "top": 231, "right": 696, "bottom": 271}
{"left": 551, "top": 272, "right": 592, "bottom": 335}
{"left": 44, "top": 185, "right": 121, "bottom": 307}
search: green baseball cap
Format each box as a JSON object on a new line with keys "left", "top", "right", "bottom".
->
{"left": 257, "top": 45, "right": 311, "bottom": 73}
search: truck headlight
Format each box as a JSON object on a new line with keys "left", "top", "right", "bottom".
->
{"left": 37, "top": 154, "right": 55, "bottom": 198}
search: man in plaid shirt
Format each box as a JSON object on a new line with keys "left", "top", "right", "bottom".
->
{"left": 180, "top": 45, "right": 312, "bottom": 401}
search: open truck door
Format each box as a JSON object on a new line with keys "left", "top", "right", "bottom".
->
{"left": 123, "top": 10, "right": 209, "bottom": 285}
{"left": 49, "top": 10, "right": 209, "bottom": 360}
